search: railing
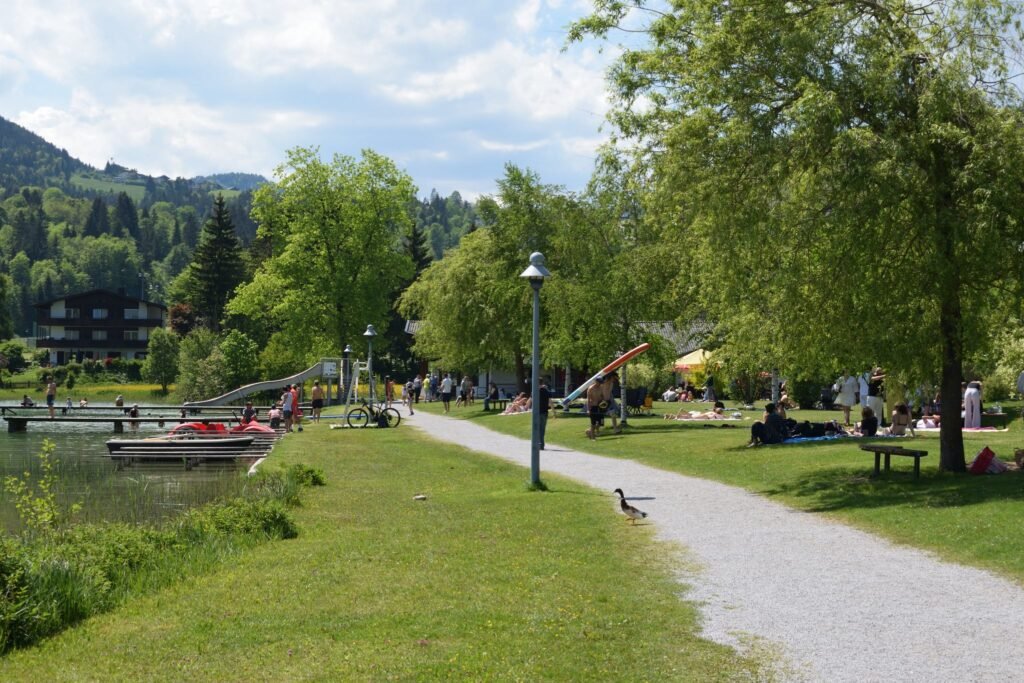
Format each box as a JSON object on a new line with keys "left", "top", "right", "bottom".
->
{"left": 34, "top": 337, "right": 149, "bottom": 349}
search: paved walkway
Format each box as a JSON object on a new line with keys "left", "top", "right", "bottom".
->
{"left": 406, "top": 410, "right": 1024, "bottom": 682}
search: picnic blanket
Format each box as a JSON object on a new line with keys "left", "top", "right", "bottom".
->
{"left": 780, "top": 434, "right": 905, "bottom": 444}
{"left": 913, "top": 426, "right": 1005, "bottom": 432}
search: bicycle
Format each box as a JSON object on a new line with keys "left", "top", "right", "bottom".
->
{"left": 346, "top": 399, "right": 402, "bottom": 429}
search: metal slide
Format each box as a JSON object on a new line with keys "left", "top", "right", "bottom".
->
{"left": 183, "top": 361, "right": 326, "bottom": 407}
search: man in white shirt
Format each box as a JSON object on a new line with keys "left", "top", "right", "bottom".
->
{"left": 440, "top": 373, "right": 453, "bottom": 413}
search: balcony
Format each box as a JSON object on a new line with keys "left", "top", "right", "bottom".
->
{"left": 36, "top": 337, "right": 149, "bottom": 349}
{"left": 36, "top": 313, "right": 165, "bottom": 327}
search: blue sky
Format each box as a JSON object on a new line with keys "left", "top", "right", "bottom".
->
{"left": 0, "top": 0, "right": 618, "bottom": 199}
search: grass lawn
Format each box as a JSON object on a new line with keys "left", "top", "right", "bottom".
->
{"left": 422, "top": 399, "right": 1024, "bottom": 583}
{"left": 69, "top": 173, "right": 147, "bottom": 202}
{"left": 0, "top": 416, "right": 764, "bottom": 680}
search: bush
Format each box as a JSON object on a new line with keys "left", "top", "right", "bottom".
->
{"left": 789, "top": 379, "right": 825, "bottom": 409}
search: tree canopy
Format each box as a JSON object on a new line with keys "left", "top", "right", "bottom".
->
{"left": 572, "top": 0, "right": 1024, "bottom": 470}
{"left": 228, "top": 147, "right": 416, "bottom": 370}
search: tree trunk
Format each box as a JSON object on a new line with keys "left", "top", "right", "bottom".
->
{"left": 514, "top": 349, "right": 527, "bottom": 393}
{"left": 938, "top": 301, "right": 966, "bottom": 471}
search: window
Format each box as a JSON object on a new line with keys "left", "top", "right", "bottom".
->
{"left": 124, "top": 330, "right": 140, "bottom": 341}
{"left": 38, "top": 326, "right": 50, "bottom": 338}
{"left": 65, "top": 308, "right": 80, "bottom": 320}
{"left": 93, "top": 330, "right": 107, "bottom": 341}
{"left": 124, "top": 309, "right": 140, "bottom": 320}
{"left": 92, "top": 308, "right": 108, "bottom": 319}
{"left": 65, "top": 330, "right": 80, "bottom": 341}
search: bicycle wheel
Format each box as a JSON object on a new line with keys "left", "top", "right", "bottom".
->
{"left": 346, "top": 407, "right": 371, "bottom": 429}
{"left": 384, "top": 407, "right": 402, "bottom": 428}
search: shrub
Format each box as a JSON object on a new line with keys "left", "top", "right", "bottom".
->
{"left": 176, "top": 499, "right": 297, "bottom": 541}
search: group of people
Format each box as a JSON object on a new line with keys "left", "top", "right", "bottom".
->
{"left": 661, "top": 376, "right": 716, "bottom": 403}
{"left": 401, "top": 373, "right": 476, "bottom": 414}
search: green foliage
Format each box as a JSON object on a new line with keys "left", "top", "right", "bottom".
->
{"left": 175, "top": 327, "right": 225, "bottom": 401}
{"left": 219, "top": 329, "right": 259, "bottom": 390}
{"left": 2, "top": 440, "right": 81, "bottom": 535}
{"left": 176, "top": 499, "right": 298, "bottom": 541}
{"left": 572, "top": 0, "right": 1024, "bottom": 470}
{"left": 0, "top": 340, "right": 28, "bottom": 373}
{"left": 141, "top": 327, "right": 179, "bottom": 392}
{"left": 229, "top": 147, "right": 416, "bottom": 365}
{"left": 285, "top": 463, "right": 326, "bottom": 487}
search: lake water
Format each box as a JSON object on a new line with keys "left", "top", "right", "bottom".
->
{"left": 0, "top": 403, "right": 250, "bottom": 533}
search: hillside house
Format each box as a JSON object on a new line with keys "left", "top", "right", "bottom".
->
{"left": 34, "top": 289, "right": 168, "bottom": 365}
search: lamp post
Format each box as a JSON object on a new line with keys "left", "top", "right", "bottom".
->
{"left": 364, "top": 325, "right": 377, "bottom": 407}
{"left": 519, "top": 252, "right": 551, "bottom": 487}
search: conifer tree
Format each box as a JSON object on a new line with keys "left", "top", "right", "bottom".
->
{"left": 83, "top": 197, "right": 109, "bottom": 237}
{"left": 113, "top": 192, "right": 139, "bottom": 240}
{"left": 183, "top": 194, "right": 245, "bottom": 330}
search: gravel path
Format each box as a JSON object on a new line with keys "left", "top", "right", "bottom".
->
{"left": 406, "top": 410, "right": 1024, "bottom": 682}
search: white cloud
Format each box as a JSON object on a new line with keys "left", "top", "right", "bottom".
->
{"left": 514, "top": 0, "right": 543, "bottom": 32}
{"left": 478, "top": 138, "right": 549, "bottom": 153}
{"left": 15, "top": 89, "right": 324, "bottom": 177}
{"left": 559, "top": 135, "right": 606, "bottom": 157}
{"left": 0, "top": 2, "right": 105, "bottom": 83}
{"left": 379, "top": 41, "right": 609, "bottom": 122}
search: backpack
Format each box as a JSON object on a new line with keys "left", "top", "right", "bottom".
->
{"left": 376, "top": 412, "right": 390, "bottom": 428}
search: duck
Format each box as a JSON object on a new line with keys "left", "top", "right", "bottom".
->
{"left": 613, "top": 488, "right": 647, "bottom": 524}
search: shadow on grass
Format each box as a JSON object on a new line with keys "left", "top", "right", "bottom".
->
{"left": 763, "top": 466, "right": 1024, "bottom": 513}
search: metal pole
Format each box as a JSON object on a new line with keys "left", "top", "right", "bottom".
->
{"left": 368, "top": 340, "right": 374, "bottom": 409}
{"left": 620, "top": 362, "right": 628, "bottom": 426}
{"left": 530, "top": 280, "right": 542, "bottom": 486}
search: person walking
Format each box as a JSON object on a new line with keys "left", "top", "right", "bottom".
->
{"left": 964, "top": 380, "right": 982, "bottom": 428}
{"left": 440, "top": 373, "right": 453, "bottom": 413}
{"left": 586, "top": 376, "right": 606, "bottom": 440}
{"left": 835, "top": 370, "right": 858, "bottom": 426}
{"left": 404, "top": 379, "right": 415, "bottom": 415}
{"left": 413, "top": 375, "right": 423, "bottom": 404}
{"left": 311, "top": 380, "right": 325, "bottom": 423}
{"left": 538, "top": 377, "right": 552, "bottom": 449}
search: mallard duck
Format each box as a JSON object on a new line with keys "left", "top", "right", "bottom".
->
{"left": 613, "top": 488, "right": 647, "bottom": 524}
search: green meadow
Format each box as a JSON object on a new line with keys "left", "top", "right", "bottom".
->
{"left": 0, "top": 415, "right": 765, "bottom": 680}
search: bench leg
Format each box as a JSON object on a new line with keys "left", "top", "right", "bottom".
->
{"left": 914, "top": 457, "right": 921, "bottom": 479}
{"left": 885, "top": 454, "right": 891, "bottom": 473}
{"left": 874, "top": 453, "right": 881, "bottom": 477}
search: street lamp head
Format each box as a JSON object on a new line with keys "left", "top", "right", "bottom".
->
{"left": 519, "top": 251, "right": 551, "bottom": 281}
{"left": 343, "top": 344, "right": 352, "bottom": 355}
{"left": 363, "top": 324, "right": 378, "bottom": 339}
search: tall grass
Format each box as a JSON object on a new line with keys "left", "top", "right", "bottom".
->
{"left": 0, "top": 459, "right": 319, "bottom": 654}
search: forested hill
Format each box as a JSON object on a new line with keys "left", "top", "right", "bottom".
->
{"left": 192, "top": 173, "right": 268, "bottom": 191}
{"left": 0, "top": 116, "right": 89, "bottom": 191}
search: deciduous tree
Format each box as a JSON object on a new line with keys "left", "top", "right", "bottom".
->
{"left": 572, "top": 0, "right": 1024, "bottom": 470}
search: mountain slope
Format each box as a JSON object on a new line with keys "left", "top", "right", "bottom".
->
{"left": 0, "top": 116, "right": 91, "bottom": 191}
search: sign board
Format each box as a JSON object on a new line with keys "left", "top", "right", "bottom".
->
{"left": 322, "top": 361, "right": 338, "bottom": 378}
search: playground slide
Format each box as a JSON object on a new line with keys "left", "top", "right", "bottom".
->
{"left": 184, "top": 361, "right": 326, "bottom": 407}
{"left": 558, "top": 342, "right": 652, "bottom": 409}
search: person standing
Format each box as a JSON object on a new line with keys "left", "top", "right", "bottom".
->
{"left": 291, "top": 384, "right": 302, "bottom": 432}
{"left": 602, "top": 372, "right": 621, "bottom": 434}
{"left": 538, "top": 377, "right": 552, "bottom": 449}
{"left": 867, "top": 368, "right": 885, "bottom": 427}
{"left": 964, "top": 380, "right": 982, "bottom": 428}
{"left": 242, "top": 401, "right": 257, "bottom": 424}
{"left": 413, "top": 375, "right": 423, "bottom": 404}
{"left": 440, "top": 373, "right": 453, "bottom": 413}
{"left": 423, "top": 375, "right": 432, "bottom": 403}
{"left": 586, "top": 376, "right": 606, "bottom": 440}
{"left": 457, "top": 374, "right": 471, "bottom": 408}
{"left": 404, "top": 379, "right": 415, "bottom": 415}
{"left": 835, "top": 371, "right": 858, "bottom": 426}
{"left": 281, "top": 384, "right": 295, "bottom": 433}
{"left": 858, "top": 368, "right": 871, "bottom": 413}
{"left": 704, "top": 373, "right": 716, "bottom": 403}
{"left": 45, "top": 376, "right": 57, "bottom": 419}
{"left": 384, "top": 376, "right": 395, "bottom": 405}
{"left": 311, "top": 380, "right": 325, "bottom": 423}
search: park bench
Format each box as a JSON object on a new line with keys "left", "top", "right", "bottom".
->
{"left": 859, "top": 444, "right": 928, "bottom": 479}
{"left": 484, "top": 399, "right": 509, "bottom": 412}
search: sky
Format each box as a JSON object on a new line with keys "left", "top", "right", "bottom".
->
{"left": 0, "top": 0, "right": 619, "bottom": 199}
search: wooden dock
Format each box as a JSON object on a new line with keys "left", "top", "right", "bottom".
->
{"left": 1, "top": 405, "right": 275, "bottom": 433}
{"left": 104, "top": 431, "right": 285, "bottom": 470}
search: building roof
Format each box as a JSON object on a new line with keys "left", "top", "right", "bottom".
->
{"left": 33, "top": 289, "right": 168, "bottom": 311}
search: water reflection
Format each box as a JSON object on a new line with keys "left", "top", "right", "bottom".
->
{"left": 0, "top": 406, "right": 249, "bottom": 533}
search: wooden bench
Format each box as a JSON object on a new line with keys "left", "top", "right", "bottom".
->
{"left": 859, "top": 444, "right": 928, "bottom": 479}
{"left": 484, "top": 399, "right": 509, "bottom": 412}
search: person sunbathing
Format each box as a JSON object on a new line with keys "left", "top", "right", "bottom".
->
{"left": 502, "top": 393, "right": 531, "bottom": 415}
{"left": 668, "top": 406, "right": 727, "bottom": 420}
